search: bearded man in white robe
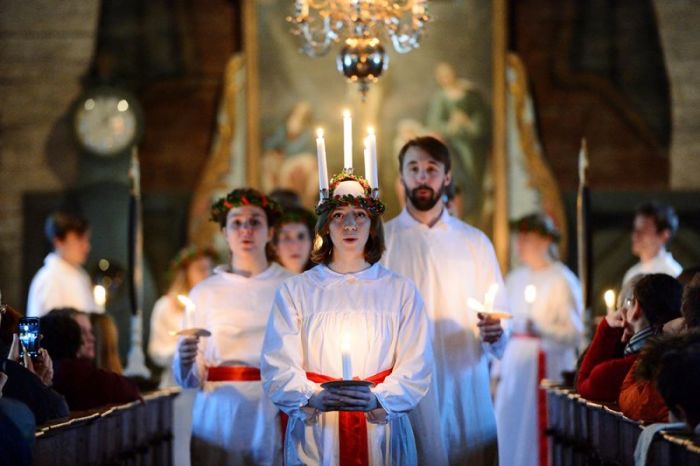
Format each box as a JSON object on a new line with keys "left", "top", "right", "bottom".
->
{"left": 382, "top": 136, "right": 508, "bottom": 466}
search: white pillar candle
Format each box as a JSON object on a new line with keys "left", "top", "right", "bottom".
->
{"left": 177, "top": 295, "right": 196, "bottom": 329}
{"left": 524, "top": 284, "right": 537, "bottom": 305}
{"left": 93, "top": 285, "right": 106, "bottom": 312}
{"left": 366, "top": 127, "right": 378, "bottom": 190}
{"left": 363, "top": 136, "right": 371, "bottom": 187}
{"left": 343, "top": 110, "right": 352, "bottom": 171}
{"left": 316, "top": 128, "right": 329, "bottom": 194}
{"left": 604, "top": 289, "right": 616, "bottom": 315}
{"left": 341, "top": 333, "right": 352, "bottom": 380}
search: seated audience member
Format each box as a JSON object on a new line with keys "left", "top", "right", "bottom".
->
{"left": 576, "top": 273, "right": 682, "bottom": 402}
{"left": 27, "top": 211, "right": 97, "bottom": 317}
{"left": 0, "top": 375, "right": 35, "bottom": 466}
{"left": 654, "top": 331, "right": 700, "bottom": 432}
{"left": 40, "top": 311, "right": 140, "bottom": 411}
{"left": 619, "top": 274, "right": 700, "bottom": 422}
{"left": 90, "top": 313, "right": 123, "bottom": 374}
{"left": 0, "top": 305, "right": 69, "bottom": 424}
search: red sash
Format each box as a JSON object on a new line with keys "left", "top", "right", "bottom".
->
{"left": 206, "top": 366, "right": 261, "bottom": 382}
{"left": 306, "top": 369, "right": 393, "bottom": 466}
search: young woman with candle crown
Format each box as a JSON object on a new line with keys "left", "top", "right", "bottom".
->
{"left": 172, "top": 188, "right": 293, "bottom": 465}
{"left": 261, "top": 166, "right": 434, "bottom": 466}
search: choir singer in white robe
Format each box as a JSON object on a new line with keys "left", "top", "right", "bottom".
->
{"left": 262, "top": 173, "right": 433, "bottom": 466}
{"left": 382, "top": 136, "right": 508, "bottom": 466}
{"left": 495, "top": 213, "right": 583, "bottom": 466}
{"left": 173, "top": 189, "right": 292, "bottom": 465}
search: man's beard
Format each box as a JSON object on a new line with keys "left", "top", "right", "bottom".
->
{"left": 404, "top": 182, "right": 445, "bottom": 211}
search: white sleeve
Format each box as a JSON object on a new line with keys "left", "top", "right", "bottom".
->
{"left": 148, "top": 296, "right": 178, "bottom": 368}
{"left": 371, "top": 283, "right": 433, "bottom": 423}
{"left": 260, "top": 284, "right": 320, "bottom": 422}
{"left": 27, "top": 272, "right": 62, "bottom": 318}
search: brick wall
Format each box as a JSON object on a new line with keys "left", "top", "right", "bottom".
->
{"left": 0, "top": 0, "right": 100, "bottom": 306}
{"left": 654, "top": 0, "right": 700, "bottom": 189}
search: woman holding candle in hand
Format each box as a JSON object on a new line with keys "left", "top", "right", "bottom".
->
{"left": 494, "top": 213, "right": 583, "bottom": 466}
{"left": 173, "top": 189, "right": 293, "bottom": 466}
{"left": 261, "top": 169, "right": 433, "bottom": 466}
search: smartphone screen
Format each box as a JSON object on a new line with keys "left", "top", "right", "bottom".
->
{"left": 19, "top": 317, "right": 40, "bottom": 359}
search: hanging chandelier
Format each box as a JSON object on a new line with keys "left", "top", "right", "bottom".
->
{"left": 289, "top": 0, "right": 430, "bottom": 95}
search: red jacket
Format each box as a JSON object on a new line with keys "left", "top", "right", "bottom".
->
{"left": 618, "top": 360, "right": 669, "bottom": 423}
{"left": 576, "top": 319, "right": 638, "bottom": 402}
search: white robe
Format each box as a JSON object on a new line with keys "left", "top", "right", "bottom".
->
{"left": 148, "top": 295, "right": 182, "bottom": 388}
{"left": 622, "top": 249, "right": 682, "bottom": 284}
{"left": 382, "top": 208, "right": 509, "bottom": 466}
{"left": 261, "top": 263, "right": 433, "bottom": 466}
{"left": 495, "top": 262, "right": 583, "bottom": 466}
{"left": 27, "top": 252, "right": 97, "bottom": 317}
{"left": 173, "top": 263, "right": 292, "bottom": 466}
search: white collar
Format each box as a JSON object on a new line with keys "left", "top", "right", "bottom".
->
{"left": 397, "top": 207, "right": 451, "bottom": 230}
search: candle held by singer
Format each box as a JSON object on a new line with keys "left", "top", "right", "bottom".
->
{"left": 177, "top": 294, "right": 196, "bottom": 329}
{"left": 341, "top": 333, "right": 352, "bottom": 380}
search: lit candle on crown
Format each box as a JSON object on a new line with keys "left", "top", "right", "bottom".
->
{"left": 342, "top": 110, "right": 352, "bottom": 171}
{"left": 341, "top": 332, "right": 352, "bottom": 380}
{"left": 93, "top": 285, "right": 106, "bottom": 312}
{"left": 177, "top": 294, "right": 196, "bottom": 329}
{"left": 316, "top": 128, "right": 329, "bottom": 196}
{"left": 366, "top": 127, "right": 378, "bottom": 191}
{"left": 603, "top": 289, "right": 616, "bottom": 315}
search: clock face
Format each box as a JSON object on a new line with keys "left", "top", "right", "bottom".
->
{"left": 74, "top": 91, "right": 141, "bottom": 157}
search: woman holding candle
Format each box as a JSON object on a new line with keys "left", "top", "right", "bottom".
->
{"left": 173, "top": 190, "right": 293, "bottom": 466}
{"left": 494, "top": 213, "right": 583, "bottom": 466}
{"left": 261, "top": 170, "right": 433, "bottom": 466}
{"left": 148, "top": 245, "right": 217, "bottom": 388}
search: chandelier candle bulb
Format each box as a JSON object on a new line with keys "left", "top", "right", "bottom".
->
{"left": 343, "top": 110, "right": 353, "bottom": 171}
{"left": 341, "top": 333, "right": 352, "bottom": 380}
{"left": 316, "top": 128, "right": 330, "bottom": 195}
{"left": 604, "top": 289, "right": 616, "bottom": 315}
{"left": 177, "top": 294, "right": 196, "bottom": 330}
{"left": 93, "top": 285, "right": 106, "bottom": 312}
{"left": 366, "top": 127, "right": 378, "bottom": 190}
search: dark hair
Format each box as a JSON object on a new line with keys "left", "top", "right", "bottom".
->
{"left": 0, "top": 305, "right": 22, "bottom": 348}
{"left": 681, "top": 273, "right": 700, "bottom": 330}
{"left": 655, "top": 331, "right": 700, "bottom": 425}
{"left": 635, "top": 201, "right": 679, "bottom": 237}
{"left": 268, "top": 189, "right": 302, "bottom": 209}
{"left": 398, "top": 136, "right": 451, "bottom": 174}
{"left": 633, "top": 274, "right": 682, "bottom": 330}
{"left": 310, "top": 209, "right": 385, "bottom": 265}
{"left": 678, "top": 266, "right": 700, "bottom": 287}
{"left": 40, "top": 311, "right": 82, "bottom": 361}
{"left": 45, "top": 211, "right": 89, "bottom": 243}
{"left": 271, "top": 206, "right": 317, "bottom": 270}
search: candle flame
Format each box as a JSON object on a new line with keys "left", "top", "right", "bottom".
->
{"left": 316, "top": 127, "right": 324, "bottom": 138}
{"left": 524, "top": 284, "right": 537, "bottom": 304}
{"left": 604, "top": 289, "right": 616, "bottom": 309}
{"left": 93, "top": 285, "right": 106, "bottom": 306}
{"left": 484, "top": 283, "right": 499, "bottom": 312}
{"left": 342, "top": 109, "right": 351, "bottom": 118}
{"left": 367, "top": 126, "right": 375, "bottom": 136}
{"left": 341, "top": 333, "right": 351, "bottom": 352}
{"left": 467, "top": 297, "right": 484, "bottom": 312}
{"left": 177, "top": 294, "right": 194, "bottom": 309}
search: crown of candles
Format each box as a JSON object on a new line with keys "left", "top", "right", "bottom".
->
{"left": 316, "top": 110, "right": 381, "bottom": 209}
